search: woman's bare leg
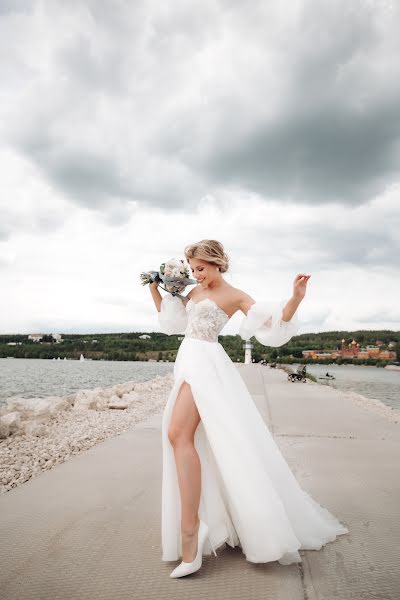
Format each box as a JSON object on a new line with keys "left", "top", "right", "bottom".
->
{"left": 168, "top": 381, "right": 202, "bottom": 562}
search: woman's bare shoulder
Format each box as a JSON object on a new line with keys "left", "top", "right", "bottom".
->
{"left": 230, "top": 286, "right": 256, "bottom": 313}
{"left": 189, "top": 284, "right": 203, "bottom": 298}
{"left": 182, "top": 285, "right": 202, "bottom": 304}
{"left": 227, "top": 285, "right": 253, "bottom": 301}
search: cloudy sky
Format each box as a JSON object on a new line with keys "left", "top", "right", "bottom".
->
{"left": 1, "top": 0, "right": 399, "bottom": 336}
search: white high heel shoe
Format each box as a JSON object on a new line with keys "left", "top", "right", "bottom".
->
{"left": 170, "top": 520, "right": 217, "bottom": 578}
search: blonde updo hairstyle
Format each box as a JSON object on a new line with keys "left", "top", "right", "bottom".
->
{"left": 184, "top": 239, "right": 229, "bottom": 273}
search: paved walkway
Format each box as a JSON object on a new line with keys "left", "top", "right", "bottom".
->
{"left": 0, "top": 365, "right": 399, "bottom": 600}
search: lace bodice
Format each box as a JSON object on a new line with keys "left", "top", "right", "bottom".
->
{"left": 184, "top": 298, "right": 229, "bottom": 342}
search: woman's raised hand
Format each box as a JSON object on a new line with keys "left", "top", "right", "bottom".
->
{"left": 293, "top": 274, "right": 311, "bottom": 301}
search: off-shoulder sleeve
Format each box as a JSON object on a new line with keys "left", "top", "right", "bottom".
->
{"left": 239, "top": 300, "right": 300, "bottom": 347}
{"left": 157, "top": 294, "right": 188, "bottom": 335}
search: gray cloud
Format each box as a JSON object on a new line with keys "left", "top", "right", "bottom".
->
{"left": 0, "top": 0, "right": 399, "bottom": 259}
{"left": 296, "top": 222, "right": 400, "bottom": 270}
{"left": 0, "top": 204, "right": 67, "bottom": 240}
{"left": 0, "top": 0, "right": 33, "bottom": 15}
{"left": 173, "top": 2, "right": 400, "bottom": 206}
{"left": 24, "top": 140, "right": 132, "bottom": 206}
{"left": 195, "top": 99, "right": 400, "bottom": 206}
{"left": 221, "top": 194, "right": 400, "bottom": 272}
{"left": 357, "top": 310, "right": 400, "bottom": 324}
{"left": 2, "top": 0, "right": 399, "bottom": 214}
{"left": 55, "top": 34, "right": 125, "bottom": 95}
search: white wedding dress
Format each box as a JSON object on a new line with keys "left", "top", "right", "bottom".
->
{"left": 159, "top": 294, "right": 348, "bottom": 565}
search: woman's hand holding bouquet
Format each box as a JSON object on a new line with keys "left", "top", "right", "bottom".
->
{"left": 140, "top": 258, "right": 197, "bottom": 299}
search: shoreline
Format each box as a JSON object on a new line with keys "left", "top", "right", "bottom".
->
{"left": 0, "top": 373, "right": 174, "bottom": 495}
{"left": 303, "top": 370, "right": 400, "bottom": 424}
{"left": 1, "top": 366, "right": 398, "bottom": 497}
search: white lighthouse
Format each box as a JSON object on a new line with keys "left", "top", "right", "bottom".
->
{"left": 243, "top": 340, "right": 253, "bottom": 364}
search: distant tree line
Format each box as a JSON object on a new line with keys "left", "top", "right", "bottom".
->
{"left": 0, "top": 330, "right": 398, "bottom": 364}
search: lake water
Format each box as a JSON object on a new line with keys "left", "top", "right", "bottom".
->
{"left": 291, "top": 363, "right": 399, "bottom": 410}
{"left": 0, "top": 358, "right": 173, "bottom": 405}
{"left": 1, "top": 359, "right": 399, "bottom": 411}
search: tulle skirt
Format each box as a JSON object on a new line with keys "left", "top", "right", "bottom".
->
{"left": 161, "top": 336, "right": 349, "bottom": 565}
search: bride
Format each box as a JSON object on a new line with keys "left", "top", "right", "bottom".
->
{"left": 149, "top": 239, "right": 348, "bottom": 579}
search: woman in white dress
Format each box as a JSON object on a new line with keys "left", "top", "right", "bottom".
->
{"left": 149, "top": 240, "right": 348, "bottom": 578}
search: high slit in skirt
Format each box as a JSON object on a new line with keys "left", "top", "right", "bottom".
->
{"left": 161, "top": 336, "right": 348, "bottom": 565}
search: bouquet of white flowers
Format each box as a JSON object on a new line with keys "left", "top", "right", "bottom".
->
{"left": 140, "top": 258, "right": 197, "bottom": 299}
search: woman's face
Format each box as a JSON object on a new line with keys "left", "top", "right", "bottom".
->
{"left": 188, "top": 259, "right": 217, "bottom": 288}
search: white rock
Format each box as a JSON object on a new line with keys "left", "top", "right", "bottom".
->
{"left": 6, "top": 397, "right": 36, "bottom": 413}
{"left": 133, "top": 381, "right": 151, "bottom": 392}
{"left": 93, "top": 387, "right": 111, "bottom": 400}
{"left": 73, "top": 390, "right": 97, "bottom": 410}
{"left": 73, "top": 390, "right": 107, "bottom": 411}
{"left": 98, "top": 388, "right": 115, "bottom": 399}
{"left": 0, "top": 411, "right": 22, "bottom": 433}
{"left": 108, "top": 394, "right": 121, "bottom": 405}
{"left": 49, "top": 399, "right": 70, "bottom": 415}
{"left": 123, "top": 381, "right": 137, "bottom": 392}
{"left": 112, "top": 382, "right": 136, "bottom": 397}
{"left": 24, "top": 422, "right": 48, "bottom": 437}
{"left": 148, "top": 381, "right": 163, "bottom": 390}
{"left": 63, "top": 393, "right": 76, "bottom": 405}
{"left": 5, "top": 397, "right": 62, "bottom": 419}
{"left": 108, "top": 400, "right": 128, "bottom": 410}
{"left": 0, "top": 372, "right": 175, "bottom": 497}
{"left": 0, "top": 421, "right": 11, "bottom": 439}
{"left": 121, "top": 391, "right": 140, "bottom": 407}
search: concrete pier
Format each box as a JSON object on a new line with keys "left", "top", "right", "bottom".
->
{"left": 0, "top": 365, "right": 398, "bottom": 600}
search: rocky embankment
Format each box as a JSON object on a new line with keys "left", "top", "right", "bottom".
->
{"left": 0, "top": 373, "right": 174, "bottom": 495}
